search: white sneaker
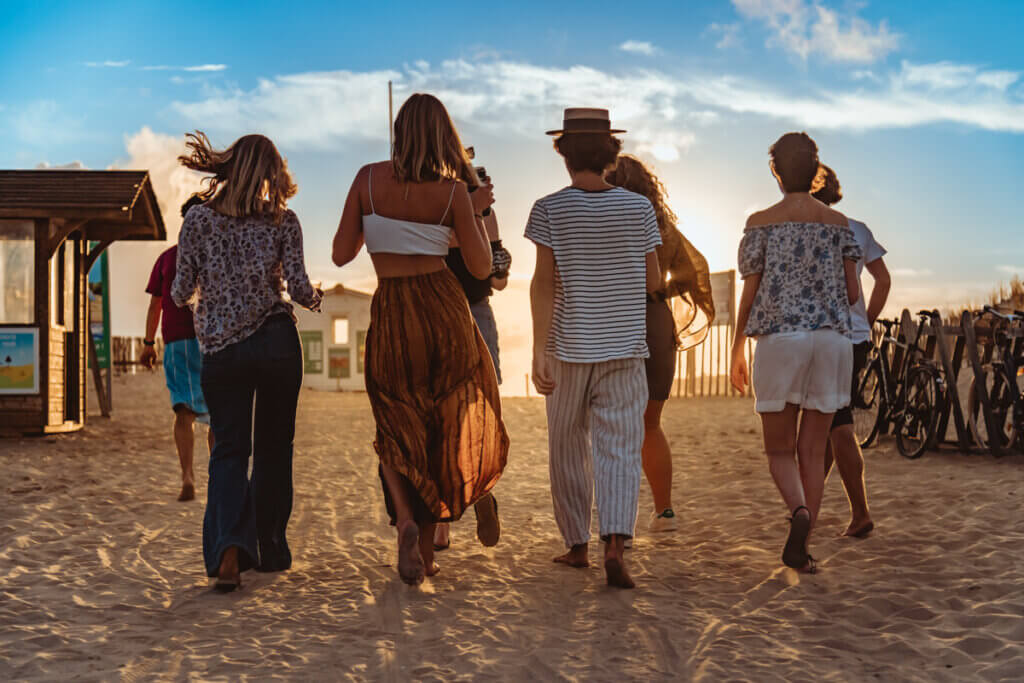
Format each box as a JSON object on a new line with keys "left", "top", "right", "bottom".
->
{"left": 648, "top": 508, "right": 678, "bottom": 533}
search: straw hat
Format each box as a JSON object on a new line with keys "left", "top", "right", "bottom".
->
{"left": 545, "top": 108, "right": 626, "bottom": 136}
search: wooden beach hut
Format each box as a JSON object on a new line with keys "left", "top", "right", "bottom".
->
{"left": 0, "top": 170, "right": 165, "bottom": 434}
{"left": 292, "top": 284, "right": 372, "bottom": 392}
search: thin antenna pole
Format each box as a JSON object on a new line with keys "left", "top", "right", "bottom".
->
{"left": 387, "top": 81, "right": 394, "bottom": 155}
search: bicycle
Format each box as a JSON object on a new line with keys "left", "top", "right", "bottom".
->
{"left": 967, "top": 306, "right": 1024, "bottom": 456}
{"left": 852, "top": 310, "right": 945, "bottom": 458}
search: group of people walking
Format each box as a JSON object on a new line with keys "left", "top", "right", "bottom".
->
{"left": 144, "top": 92, "right": 889, "bottom": 592}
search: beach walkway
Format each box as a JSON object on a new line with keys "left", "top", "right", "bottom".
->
{"left": 2, "top": 373, "right": 1022, "bottom": 681}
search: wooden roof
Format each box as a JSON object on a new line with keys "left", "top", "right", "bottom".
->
{"left": 0, "top": 170, "right": 166, "bottom": 241}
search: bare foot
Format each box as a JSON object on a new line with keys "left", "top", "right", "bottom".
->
{"left": 843, "top": 519, "right": 874, "bottom": 538}
{"left": 425, "top": 562, "right": 441, "bottom": 577}
{"left": 397, "top": 521, "right": 425, "bottom": 585}
{"left": 554, "top": 543, "right": 589, "bottom": 568}
{"left": 215, "top": 546, "right": 240, "bottom": 592}
{"left": 178, "top": 480, "right": 196, "bottom": 502}
{"left": 604, "top": 536, "right": 635, "bottom": 589}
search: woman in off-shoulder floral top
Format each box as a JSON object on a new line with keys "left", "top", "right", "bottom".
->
{"left": 171, "top": 131, "right": 322, "bottom": 591}
{"left": 729, "top": 132, "right": 860, "bottom": 576}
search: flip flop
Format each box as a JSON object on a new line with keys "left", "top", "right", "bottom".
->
{"left": 782, "top": 505, "right": 811, "bottom": 570}
{"left": 474, "top": 493, "right": 500, "bottom": 547}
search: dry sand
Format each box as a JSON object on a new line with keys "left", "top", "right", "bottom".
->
{"left": 1, "top": 372, "right": 1023, "bottom": 681}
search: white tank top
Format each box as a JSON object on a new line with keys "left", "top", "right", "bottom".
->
{"left": 362, "top": 168, "right": 455, "bottom": 256}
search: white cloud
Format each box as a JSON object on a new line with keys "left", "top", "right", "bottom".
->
{"left": 85, "top": 60, "right": 130, "bottom": 67}
{"left": 9, "top": 100, "right": 83, "bottom": 146}
{"left": 996, "top": 265, "right": 1024, "bottom": 275}
{"left": 619, "top": 40, "right": 657, "bottom": 56}
{"left": 143, "top": 64, "right": 229, "bottom": 72}
{"left": 731, "top": 0, "right": 899, "bottom": 63}
{"left": 898, "top": 60, "right": 1020, "bottom": 92}
{"left": 169, "top": 56, "right": 1024, "bottom": 163}
{"left": 708, "top": 22, "right": 742, "bottom": 50}
{"left": 34, "top": 160, "right": 86, "bottom": 169}
{"left": 173, "top": 61, "right": 698, "bottom": 162}
{"left": 184, "top": 64, "right": 228, "bottom": 72}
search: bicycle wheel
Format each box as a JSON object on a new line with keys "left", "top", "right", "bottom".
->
{"left": 852, "top": 361, "right": 882, "bottom": 448}
{"left": 896, "top": 365, "right": 940, "bottom": 459}
{"left": 967, "top": 365, "right": 1017, "bottom": 455}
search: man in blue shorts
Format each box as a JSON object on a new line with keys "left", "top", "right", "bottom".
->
{"left": 140, "top": 197, "right": 213, "bottom": 501}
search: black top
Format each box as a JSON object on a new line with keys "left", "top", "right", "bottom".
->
{"left": 447, "top": 244, "right": 495, "bottom": 305}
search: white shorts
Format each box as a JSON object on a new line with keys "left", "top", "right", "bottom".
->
{"left": 752, "top": 329, "right": 853, "bottom": 414}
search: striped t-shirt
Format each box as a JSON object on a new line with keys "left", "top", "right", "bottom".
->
{"left": 525, "top": 187, "right": 662, "bottom": 363}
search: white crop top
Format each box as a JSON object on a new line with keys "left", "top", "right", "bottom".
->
{"left": 362, "top": 168, "right": 455, "bottom": 256}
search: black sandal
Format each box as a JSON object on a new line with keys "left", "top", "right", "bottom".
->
{"left": 782, "top": 505, "right": 812, "bottom": 570}
{"left": 473, "top": 493, "right": 500, "bottom": 547}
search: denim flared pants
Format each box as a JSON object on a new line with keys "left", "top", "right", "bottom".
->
{"left": 200, "top": 313, "right": 303, "bottom": 576}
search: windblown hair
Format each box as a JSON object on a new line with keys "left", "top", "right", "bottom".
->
{"left": 554, "top": 133, "right": 622, "bottom": 174}
{"left": 812, "top": 164, "right": 843, "bottom": 206}
{"left": 392, "top": 93, "right": 477, "bottom": 186}
{"left": 605, "top": 154, "right": 677, "bottom": 235}
{"left": 769, "top": 132, "right": 820, "bottom": 193}
{"left": 178, "top": 131, "right": 296, "bottom": 224}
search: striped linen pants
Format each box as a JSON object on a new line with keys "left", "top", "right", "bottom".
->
{"left": 546, "top": 357, "right": 647, "bottom": 546}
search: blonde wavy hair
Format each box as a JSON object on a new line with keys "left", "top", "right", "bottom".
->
{"left": 392, "top": 94, "right": 478, "bottom": 187}
{"left": 604, "top": 154, "right": 677, "bottom": 235}
{"left": 178, "top": 131, "right": 297, "bottom": 224}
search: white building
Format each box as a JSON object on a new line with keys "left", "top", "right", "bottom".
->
{"left": 294, "top": 285, "right": 372, "bottom": 392}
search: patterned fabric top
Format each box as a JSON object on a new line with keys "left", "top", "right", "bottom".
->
{"left": 738, "top": 221, "right": 862, "bottom": 338}
{"left": 525, "top": 187, "right": 661, "bottom": 363}
{"left": 171, "top": 205, "right": 322, "bottom": 354}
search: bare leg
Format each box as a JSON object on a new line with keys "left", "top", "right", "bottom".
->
{"left": 641, "top": 400, "right": 673, "bottom": 513}
{"left": 379, "top": 463, "right": 425, "bottom": 585}
{"left": 796, "top": 409, "right": 834, "bottom": 528}
{"left": 761, "top": 405, "right": 814, "bottom": 571}
{"left": 554, "top": 544, "right": 589, "bottom": 568}
{"left": 603, "top": 534, "right": 635, "bottom": 589}
{"left": 173, "top": 410, "right": 196, "bottom": 501}
{"left": 823, "top": 438, "right": 835, "bottom": 483}
{"left": 761, "top": 405, "right": 804, "bottom": 511}
{"left": 829, "top": 425, "right": 874, "bottom": 536}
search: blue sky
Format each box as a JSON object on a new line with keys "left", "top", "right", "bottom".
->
{"left": 3, "top": 0, "right": 1023, "bottom": 391}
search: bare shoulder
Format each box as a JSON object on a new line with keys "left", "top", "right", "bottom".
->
{"left": 745, "top": 208, "right": 772, "bottom": 229}
{"left": 821, "top": 205, "right": 849, "bottom": 228}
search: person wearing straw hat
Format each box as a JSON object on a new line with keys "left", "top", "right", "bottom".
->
{"left": 526, "top": 108, "right": 662, "bottom": 589}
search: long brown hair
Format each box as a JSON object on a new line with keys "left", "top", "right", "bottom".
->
{"left": 178, "top": 131, "right": 297, "bottom": 224}
{"left": 605, "top": 154, "right": 677, "bottom": 235}
{"left": 392, "top": 94, "right": 477, "bottom": 187}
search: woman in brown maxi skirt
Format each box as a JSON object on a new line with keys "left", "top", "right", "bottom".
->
{"left": 332, "top": 93, "right": 509, "bottom": 585}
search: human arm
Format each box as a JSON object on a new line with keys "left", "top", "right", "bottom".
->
{"left": 141, "top": 296, "right": 161, "bottom": 369}
{"left": 170, "top": 220, "right": 199, "bottom": 308}
{"left": 646, "top": 251, "right": 662, "bottom": 293}
{"left": 280, "top": 211, "right": 323, "bottom": 312}
{"left": 844, "top": 259, "right": 858, "bottom": 306}
{"left": 483, "top": 212, "right": 509, "bottom": 290}
{"left": 453, "top": 182, "right": 493, "bottom": 279}
{"left": 333, "top": 169, "right": 367, "bottom": 267}
{"left": 730, "top": 273, "right": 762, "bottom": 394}
{"left": 530, "top": 244, "right": 557, "bottom": 395}
{"left": 864, "top": 257, "right": 891, "bottom": 326}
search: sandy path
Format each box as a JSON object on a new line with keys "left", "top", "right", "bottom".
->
{"left": 1, "top": 372, "right": 1022, "bottom": 681}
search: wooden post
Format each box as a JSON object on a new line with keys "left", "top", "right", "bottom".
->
{"left": 525, "top": 373, "right": 530, "bottom": 398}
{"left": 934, "top": 320, "right": 970, "bottom": 451}
{"left": 961, "top": 310, "right": 1004, "bottom": 455}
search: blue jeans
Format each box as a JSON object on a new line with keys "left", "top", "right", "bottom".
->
{"left": 200, "top": 314, "right": 303, "bottom": 576}
{"left": 469, "top": 298, "right": 502, "bottom": 384}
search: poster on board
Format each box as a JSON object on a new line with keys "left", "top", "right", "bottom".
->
{"left": 0, "top": 327, "right": 40, "bottom": 394}
{"left": 328, "top": 347, "right": 351, "bottom": 379}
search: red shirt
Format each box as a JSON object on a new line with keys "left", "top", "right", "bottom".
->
{"left": 146, "top": 246, "right": 196, "bottom": 343}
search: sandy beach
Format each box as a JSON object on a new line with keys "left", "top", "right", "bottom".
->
{"left": 1, "top": 372, "right": 1023, "bottom": 681}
